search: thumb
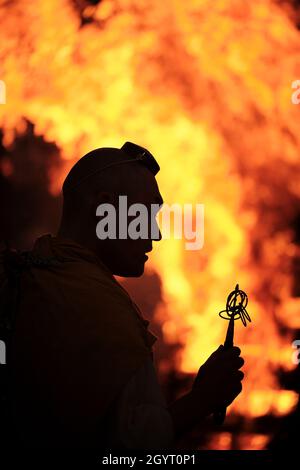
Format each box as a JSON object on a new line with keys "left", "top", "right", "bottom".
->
{"left": 212, "top": 344, "right": 224, "bottom": 356}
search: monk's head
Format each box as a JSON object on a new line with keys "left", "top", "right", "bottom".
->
{"left": 58, "top": 143, "right": 163, "bottom": 277}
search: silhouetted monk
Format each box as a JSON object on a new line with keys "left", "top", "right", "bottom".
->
{"left": 5, "top": 142, "right": 244, "bottom": 448}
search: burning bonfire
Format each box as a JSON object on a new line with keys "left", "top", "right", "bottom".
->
{"left": 1, "top": 0, "right": 300, "bottom": 449}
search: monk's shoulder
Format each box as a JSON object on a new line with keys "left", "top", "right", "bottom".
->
{"left": 59, "top": 259, "right": 133, "bottom": 313}
{"left": 19, "top": 258, "right": 147, "bottom": 348}
{"left": 53, "top": 260, "right": 146, "bottom": 343}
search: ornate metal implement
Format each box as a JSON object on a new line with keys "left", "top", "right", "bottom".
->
{"left": 213, "top": 284, "right": 251, "bottom": 425}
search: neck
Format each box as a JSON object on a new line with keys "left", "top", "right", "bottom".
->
{"left": 57, "top": 221, "right": 104, "bottom": 263}
{"left": 57, "top": 222, "right": 87, "bottom": 249}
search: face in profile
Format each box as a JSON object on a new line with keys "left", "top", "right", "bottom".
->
{"left": 94, "top": 167, "right": 163, "bottom": 277}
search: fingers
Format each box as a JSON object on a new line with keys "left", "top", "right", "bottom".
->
{"left": 220, "top": 356, "right": 244, "bottom": 372}
{"left": 237, "top": 370, "right": 244, "bottom": 381}
{"left": 232, "top": 371, "right": 244, "bottom": 396}
{"left": 231, "top": 370, "right": 244, "bottom": 387}
{"left": 223, "top": 346, "right": 241, "bottom": 357}
{"left": 210, "top": 345, "right": 224, "bottom": 359}
{"left": 232, "top": 356, "right": 244, "bottom": 369}
{"left": 223, "top": 374, "right": 243, "bottom": 407}
{"left": 236, "top": 379, "right": 243, "bottom": 393}
{"left": 218, "top": 381, "right": 243, "bottom": 409}
{"left": 233, "top": 381, "right": 243, "bottom": 396}
{"left": 205, "top": 345, "right": 245, "bottom": 377}
{"left": 215, "top": 346, "right": 241, "bottom": 361}
{"left": 220, "top": 347, "right": 244, "bottom": 371}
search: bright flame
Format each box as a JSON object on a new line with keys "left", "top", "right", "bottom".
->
{"left": 1, "top": 0, "right": 300, "bottom": 434}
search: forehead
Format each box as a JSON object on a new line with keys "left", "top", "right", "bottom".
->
{"left": 127, "top": 164, "right": 163, "bottom": 205}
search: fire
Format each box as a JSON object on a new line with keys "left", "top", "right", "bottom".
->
{"left": 1, "top": 0, "right": 300, "bottom": 447}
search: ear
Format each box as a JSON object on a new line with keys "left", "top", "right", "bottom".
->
{"left": 91, "top": 191, "right": 114, "bottom": 218}
{"left": 96, "top": 191, "right": 113, "bottom": 203}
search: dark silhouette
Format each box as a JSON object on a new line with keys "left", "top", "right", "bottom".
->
{"left": 0, "top": 142, "right": 244, "bottom": 449}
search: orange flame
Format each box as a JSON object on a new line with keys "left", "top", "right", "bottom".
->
{"left": 1, "top": 0, "right": 300, "bottom": 440}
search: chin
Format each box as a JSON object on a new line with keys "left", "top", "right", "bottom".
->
{"left": 115, "top": 262, "right": 145, "bottom": 278}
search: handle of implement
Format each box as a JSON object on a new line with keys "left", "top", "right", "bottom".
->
{"left": 213, "top": 316, "right": 234, "bottom": 425}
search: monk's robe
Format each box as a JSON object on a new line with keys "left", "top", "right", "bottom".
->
{"left": 6, "top": 235, "right": 167, "bottom": 448}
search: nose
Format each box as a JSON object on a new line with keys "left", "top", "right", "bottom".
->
{"left": 151, "top": 228, "right": 162, "bottom": 242}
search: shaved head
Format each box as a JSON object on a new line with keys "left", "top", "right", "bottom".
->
{"left": 63, "top": 147, "right": 136, "bottom": 194}
{"left": 63, "top": 143, "right": 159, "bottom": 194}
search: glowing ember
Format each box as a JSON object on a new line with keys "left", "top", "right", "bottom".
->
{"left": 1, "top": 0, "right": 300, "bottom": 439}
